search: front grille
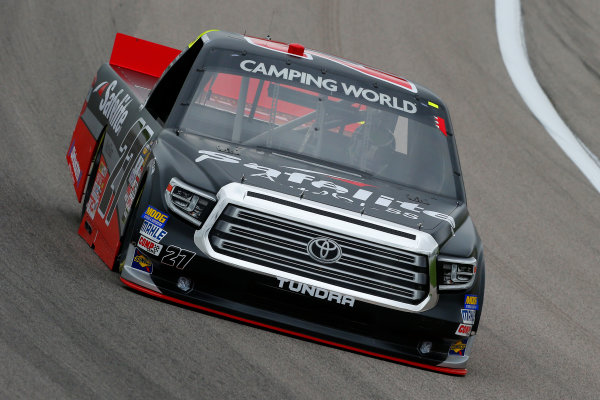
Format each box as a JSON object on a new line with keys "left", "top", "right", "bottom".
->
{"left": 208, "top": 205, "right": 429, "bottom": 305}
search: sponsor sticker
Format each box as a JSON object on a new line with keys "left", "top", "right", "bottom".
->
{"left": 131, "top": 248, "right": 152, "bottom": 273}
{"left": 96, "top": 80, "right": 132, "bottom": 135}
{"left": 68, "top": 142, "right": 82, "bottom": 185}
{"left": 194, "top": 150, "right": 456, "bottom": 228}
{"left": 239, "top": 59, "right": 418, "bottom": 113}
{"left": 461, "top": 309, "right": 476, "bottom": 325}
{"left": 448, "top": 339, "right": 468, "bottom": 356}
{"left": 137, "top": 235, "right": 163, "bottom": 256}
{"left": 86, "top": 159, "right": 109, "bottom": 219}
{"left": 121, "top": 144, "right": 151, "bottom": 225}
{"left": 139, "top": 220, "right": 167, "bottom": 242}
{"left": 464, "top": 294, "right": 479, "bottom": 310}
{"left": 143, "top": 206, "right": 169, "bottom": 228}
{"left": 455, "top": 323, "right": 472, "bottom": 337}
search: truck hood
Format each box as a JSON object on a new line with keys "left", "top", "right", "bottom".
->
{"left": 158, "top": 133, "right": 468, "bottom": 245}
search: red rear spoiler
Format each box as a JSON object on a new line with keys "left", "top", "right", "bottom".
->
{"left": 109, "top": 33, "right": 181, "bottom": 77}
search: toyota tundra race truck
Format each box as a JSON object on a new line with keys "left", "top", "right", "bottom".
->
{"left": 66, "top": 30, "right": 484, "bottom": 375}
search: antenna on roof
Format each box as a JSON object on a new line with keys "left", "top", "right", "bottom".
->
{"left": 266, "top": 34, "right": 271, "bottom": 41}
{"left": 243, "top": 29, "right": 247, "bottom": 36}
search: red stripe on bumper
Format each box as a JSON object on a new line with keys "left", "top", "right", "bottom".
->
{"left": 120, "top": 277, "right": 467, "bottom": 376}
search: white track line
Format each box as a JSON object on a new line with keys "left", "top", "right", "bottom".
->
{"left": 495, "top": 0, "right": 600, "bottom": 193}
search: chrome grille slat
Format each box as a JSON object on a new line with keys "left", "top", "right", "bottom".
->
{"left": 218, "top": 227, "right": 318, "bottom": 258}
{"left": 218, "top": 223, "right": 423, "bottom": 286}
{"left": 219, "top": 241, "right": 420, "bottom": 299}
{"left": 235, "top": 210, "right": 317, "bottom": 239}
{"left": 225, "top": 224, "right": 307, "bottom": 251}
{"left": 337, "top": 258, "right": 424, "bottom": 284}
{"left": 217, "top": 237, "right": 418, "bottom": 295}
{"left": 231, "top": 208, "right": 421, "bottom": 267}
{"left": 335, "top": 239, "right": 417, "bottom": 265}
{"left": 223, "top": 225, "right": 421, "bottom": 283}
{"left": 209, "top": 205, "right": 429, "bottom": 304}
{"left": 340, "top": 253, "right": 422, "bottom": 279}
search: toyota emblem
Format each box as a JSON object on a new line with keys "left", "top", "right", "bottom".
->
{"left": 307, "top": 237, "right": 342, "bottom": 263}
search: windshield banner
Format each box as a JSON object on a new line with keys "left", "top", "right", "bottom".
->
{"left": 239, "top": 60, "right": 417, "bottom": 114}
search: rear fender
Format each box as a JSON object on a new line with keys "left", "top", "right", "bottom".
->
{"left": 71, "top": 32, "right": 176, "bottom": 268}
{"left": 67, "top": 33, "right": 179, "bottom": 202}
{"left": 66, "top": 75, "right": 106, "bottom": 202}
{"left": 78, "top": 117, "right": 156, "bottom": 268}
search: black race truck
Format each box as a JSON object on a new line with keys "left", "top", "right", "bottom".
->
{"left": 67, "top": 30, "right": 484, "bottom": 375}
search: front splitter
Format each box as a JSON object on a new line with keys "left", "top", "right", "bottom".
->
{"left": 120, "top": 274, "right": 468, "bottom": 376}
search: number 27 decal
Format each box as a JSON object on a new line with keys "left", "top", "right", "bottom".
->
{"left": 161, "top": 245, "right": 195, "bottom": 270}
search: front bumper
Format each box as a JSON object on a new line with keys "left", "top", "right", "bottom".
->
{"left": 121, "top": 242, "right": 475, "bottom": 375}
{"left": 121, "top": 182, "right": 479, "bottom": 375}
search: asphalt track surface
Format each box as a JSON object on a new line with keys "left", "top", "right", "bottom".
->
{"left": 1, "top": 1, "right": 599, "bottom": 399}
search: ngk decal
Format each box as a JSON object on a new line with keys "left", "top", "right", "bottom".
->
{"left": 195, "top": 150, "right": 455, "bottom": 227}
{"left": 239, "top": 60, "right": 417, "bottom": 114}
{"left": 97, "top": 80, "right": 132, "bottom": 135}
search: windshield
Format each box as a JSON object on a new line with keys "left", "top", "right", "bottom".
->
{"left": 179, "top": 51, "right": 459, "bottom": 198}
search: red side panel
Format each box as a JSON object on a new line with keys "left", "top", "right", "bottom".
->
{"left": 109, "top": 33, "right": 181, "bottom": 78}
{"left": 78, "top": 217, "right": 121, "bottom": 268}
{"left": 78, "top": 156, "right": 122, "bottom": 268}
{"left": 67, "top": 114, "right": 97, "bottom": 202}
